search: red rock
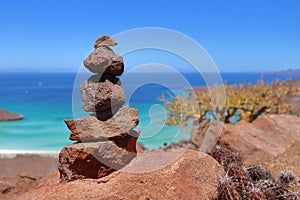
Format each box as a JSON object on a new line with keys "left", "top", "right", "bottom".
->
{"left": 191, "top": 119, "right": 210, "bottom": 148}
{"left": 191, "top": 119, "right": 224, "bottom": 152}
{"left": 0, "top": 110, "right": 23, "bottom": 121}
{"left": 217, "top": 114, "right": 300, "bottom": 177}
{"left": 65, "top": 106, "right": 139, "bottom": 142}
{"left": 0, "top": 154, "right": 58, "bottom": 199}
{"left": 94, "top": 35, "right": 117, "bottom": 48}
{"left": 58, "top": 130, "right": 139, "bottom": 182}
{"left": 19, "top": 150, "right": 225, "bottom": 200}
{"left": 83, "top": 46, "right": 124, "bottom": 75}
{"left": 38, "top": 172, "right": 60, "bottom": 187}
{"left": 0, "top": 176, "right": 38, "bottom": 200}
{"left": 136, "top": 142, "right": 147, "bottom": 153}
{"left": 80, "top": 74, "right": 125, "bottom": 112}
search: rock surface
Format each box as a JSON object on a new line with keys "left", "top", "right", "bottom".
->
{"left": 94, "top": 35, "right": 117, "bottom": 48}
{"left": 209, "top": 114, "right": 300, "bottom": 177}
{"left": 58, "top": 130, "right": 139, "bottom": 182}
{"left": 0, "top": 142, "right": 146, "bottom": 199}
{"left": 0, "top": 110, "right": 23, "bottom": 121}
{"left": 20, "top": 150, "right": 225, "bottom": 200}
{"left": 0, "top": 154, "right": 58, "bottom": 200}
{"left": 0, "top": 176, "right": 39, "bottom": 200}
{"left": 65, "top": 106, "right": 139, "bottom": 142}
{"left": 0, "top": 172, "right": 60, "bottom": 200}
{"left": 80, "top": 75, "right": 125, "bottom": 112}
{"left": 83, "top": 46, "right": 124, "bottom": 75}
{"left": 191, "top": 119, "right": 210, "bottom": 148}
{"left": 191, "top": 119, "right": 224, "bottom": 152}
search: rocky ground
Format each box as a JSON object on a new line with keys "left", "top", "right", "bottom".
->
{"left": 19, "top": 150, "right": 224, "bottom": 200}
{"left": 0, "top": 148, "right": 224, "bottom": 200}
{"left": 190, "top": 114, "right": 300, "bottom": 178}
{"left": 0, "top": 154, "right": 58, "bottom": 200}
{"left": 0, "top": 114, "right": 299, "bottom": 199}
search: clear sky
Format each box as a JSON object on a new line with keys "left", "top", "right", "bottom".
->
{"left": 0, "top": 0, "right": 299, "bottom": 72}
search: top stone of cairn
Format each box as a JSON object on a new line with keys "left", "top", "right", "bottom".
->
{"left": 94, "top": 35, "right": 117, "bottom": 48}
{"left": 83, "top": 35, "right": 124, "bottom": 76}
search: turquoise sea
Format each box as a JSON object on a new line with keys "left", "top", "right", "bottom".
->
{"left": 0, "top": 72, "right": 299, "bottom": 151}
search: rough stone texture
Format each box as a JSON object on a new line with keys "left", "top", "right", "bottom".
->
{"left": 0, "top": 110, "right": 23, "bottom": 121}
{"left": 191, "top": 119, "right": 224, "bottom": 152}
{"left": 191, "top": 119, "right": 210, "bottom": 148}
{"left": 0, "top": 172, "right": 60, "bottom": 200}
{"left": 0, "top": 176, "right": 39, "bottom": 200}
{"left": 58, "top": 142, "right": 114, "bottom": 182}
{"left": 58, "top": 130, "right": 139, "bottom": 182}
{"left": 135, "top": 142, "right": 146, "bottom": 154}
{"left": 19, "top": 150, "right": 225, "bottom": 200}
{"left": 0, "top": 154, "right": 59, "bottom": 200}
{"left": 83, "top": 46, "right": 124, "bottom": 75}
{"left": 38, "top": 172, "right": 59, "bottom": 187}
{"left": 94, "top": 35, "right": 117, "bottom": 48}
{"left": 80, "top": 74, "right": 125, "bottom": 112}
{"left": 65, "top": 106, "right": 139, "bottom": 142}
{"left": 216, "top": 114, "right": 300, "bottom": 177}
{"left": 0, "top": 142, "right": 145, "bottom": 199}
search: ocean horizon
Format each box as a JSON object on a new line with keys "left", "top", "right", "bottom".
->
{"left": 1, "top": 72, "right": 299, "bottom": 151}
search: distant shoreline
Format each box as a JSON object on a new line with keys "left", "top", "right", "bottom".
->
{"left": 262, "top": 68, "right": 300, "bottom": 75}
{"left": 0, "top": 150, "right": 59, "bottom": 159}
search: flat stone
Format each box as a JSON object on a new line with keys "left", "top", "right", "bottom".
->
{"left": 58, "top": 130, "right": 139, "bottom": 182}
{"left": 94, "top": 35, "right": 117, "bottom": 48}
{"left": 83, "top": 46, "right": 124, "bottom": 76}
{"left": 65, "top": 106, "right": 139, "bottom": 142}
{"left": 80, "top": 74, "right": 125, "bottom": 112}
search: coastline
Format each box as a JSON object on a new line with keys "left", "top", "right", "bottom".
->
{"left": 0, "top": 150, "right": 59, "bottom": 159}
{"left": 0, "top": 150, "right": 58, "bottom": 178}
{"left": 1, "top": 73, "right": 300, "bottom": 152}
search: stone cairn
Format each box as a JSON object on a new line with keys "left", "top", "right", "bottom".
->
{"left": 58, "top": 35, "right": 140, "bottom": 182}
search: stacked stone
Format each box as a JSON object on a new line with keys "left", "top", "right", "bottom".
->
{"left": 58, "top": 35, "right": 139, "bottom": 182}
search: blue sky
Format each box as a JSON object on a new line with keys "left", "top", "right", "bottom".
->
{"left": 0, "top": 0, "right": 299, "bottom": 72}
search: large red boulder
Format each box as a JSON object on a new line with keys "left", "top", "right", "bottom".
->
{"left": 19, "top": 150, "right": 225, "bottom": 200}
{"left": 218, "top": 114, "right": 300, "bottom": 177}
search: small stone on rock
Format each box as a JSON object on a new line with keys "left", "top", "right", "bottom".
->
{"left": 94, "top": 35, "right": 117, "bottom": 48}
